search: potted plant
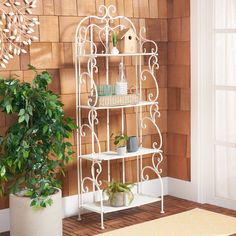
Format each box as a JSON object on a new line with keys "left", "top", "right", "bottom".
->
{"left": 103, "top": 181, "right": 134, "bottom": 207}
{"left": 0, "top": 65, "right": 76, "bottom": 236}
{"left": 111, "top": 31, "right": 119, "bottom": 55}
{"left": 112, "top": 133, "right": 128, "bottom": 155}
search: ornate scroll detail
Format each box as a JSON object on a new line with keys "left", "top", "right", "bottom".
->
{"left": 141, "top": 103, "right": 162, "bottom": 150}
{"left": 77, "top": 25, "right": 98, "bottom": 55}
{"left": 75, "top": 5, "right": 138, "bottom": 55}
{"left": 139, "top": 27, "right": 158, "bottom": 54}
{"left": 80, "top": 110, "right": 101, "bottom": 154}
{"left": 79, "top": 57, "right": 98, "bottom": 107}
{"left": 98, "top": 5, "right": 116, "bottom": 20}
{"left": 141, "top": 152, "right": 163, "bottom": 181}
{"left": 81, "top": 160, "right": 103, "bottom": 193}
{"left": 141, "top": 55, "right": 160, "bottom": 102}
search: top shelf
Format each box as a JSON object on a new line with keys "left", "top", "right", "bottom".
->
{"left": 78, "top": 52, "right": 157, "bottom": 58}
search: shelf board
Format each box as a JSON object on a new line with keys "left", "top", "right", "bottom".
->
{"left": 83, "top": 194, "right": 161, "bottom": 214}
{"left": 79, "top": 100, "right": 158, "bottom": 110}
{"left": 80, "top": 147, "right": 162, "bottom": 161}
{"left": 78, "top": 52, "right": 157, "bottom": 58}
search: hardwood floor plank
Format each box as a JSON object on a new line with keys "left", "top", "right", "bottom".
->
{"left": 1, "top": 196, "right": 236, "bottom": 236}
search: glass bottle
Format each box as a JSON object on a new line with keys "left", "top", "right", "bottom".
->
{"left": 115, "top": 62, "right": 128, "bottom": 95}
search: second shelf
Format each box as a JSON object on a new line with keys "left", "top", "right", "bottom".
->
{"left": 79, "top": 100, "right": 158, "bottom": 110}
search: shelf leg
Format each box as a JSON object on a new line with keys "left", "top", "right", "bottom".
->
{"left": 161, "top": 195, "right": 165, "bottom": 214}
{"left": 101, "top": 212, "right": 105, "bottom": 229}
{"left": 160, "top": 174, "right": 165, "bottom": 214}
{"left": 77, "top": 209, "right": 82, "bottom": 221}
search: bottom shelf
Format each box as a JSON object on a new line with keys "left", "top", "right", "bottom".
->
{"left": 83, "top": 194, "right": 161, "bottom": 214}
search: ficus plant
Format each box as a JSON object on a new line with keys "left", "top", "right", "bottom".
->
{"left": 0, "top": 65, "right": 76, "bottom": 208}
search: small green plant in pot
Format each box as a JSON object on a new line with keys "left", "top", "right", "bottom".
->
{"left": 0, "top": 65, "right": 76, "bottom": 236}
{"left": 112, "top": 133, "right": 128, "bottom": 156}
{"left": 104, "top": 181, "right": 134, "bottom": 207}
{"left": 111, "top": 31, "right": 119, "bottom": 55}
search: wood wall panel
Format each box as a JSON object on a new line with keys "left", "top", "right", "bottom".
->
{"left": 167, "top": 0, "right": 191, "bottom": 180}
{"left": 0, "top": 0, "right": 191, "bottom": 209}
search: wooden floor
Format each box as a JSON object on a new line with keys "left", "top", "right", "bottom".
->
{"left": 1, "top": 196, "right": 236, "bottom": 236}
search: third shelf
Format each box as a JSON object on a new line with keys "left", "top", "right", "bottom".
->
{"left": 80, "top": 147, "right": 162, "bottom": 161}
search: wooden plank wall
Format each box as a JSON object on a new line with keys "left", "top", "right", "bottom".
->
{"left": 0, "top": 0, "right": 190, "bottom": 210}
{"left": 167, "top": 0, "right": 191, "bottom": 180}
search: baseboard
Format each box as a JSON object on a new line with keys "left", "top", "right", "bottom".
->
{"left": 0, "top": 177, "right": 168, "bottom": 233}
{"left": 168, "top": 177, "right": 198, "bottom": 202}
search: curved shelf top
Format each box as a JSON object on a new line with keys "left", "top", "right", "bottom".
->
{"left": 75, "top": 5, "right": 158, "bottom": 57}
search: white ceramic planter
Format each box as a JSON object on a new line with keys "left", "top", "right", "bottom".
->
{"left": 10, "top": 188, "right": 62, "bottom": 236}
{"left": 111, "top": 46, "right": 119, "bottom": 55}
{"left": 110, "top": 192, "right": 133, "bottom": 207}
{"left": 117, "top": 146, "right": 126, "bottom": 156}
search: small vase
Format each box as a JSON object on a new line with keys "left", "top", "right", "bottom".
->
{"left": 111, "top": 47, "right": 119, "bottom": 55}
{"left": 127, "top": 136, "right": 139, "bottom": 153}
{"left": 117, "top": 146, "right": 126, "bottom": 156}
{"left": 115, "top": 81, "right": 128, "bottom": 95}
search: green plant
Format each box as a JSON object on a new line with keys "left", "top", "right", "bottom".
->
{"left": 112, "top": 31, "right": 117, "bottom": 47}
{"left": 0, "top": 65, "right": 76, "bottom": 208}
{"left": 103, "top": 180, "right": 134, "bottom": 204}
{"left": 112, "top": 133, "right": 128, "bottom": 147}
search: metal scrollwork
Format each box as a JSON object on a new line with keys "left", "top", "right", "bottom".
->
{"left": 80, "top": 110, "right": 101, "bottom": 154}
{"left": 81, "top": 160, "right": 103, "bottom": 193}
{"left": 141, "top": 103, "right": 162, "bottom": 150}
{"left": 139, "top": 27, "right": 158, "bottom": 54}
{"left": 141, "top": 152, "right": 163, "bottom": 181}
{"left": 141, "top": 55, "right": 160, "bottom": 102}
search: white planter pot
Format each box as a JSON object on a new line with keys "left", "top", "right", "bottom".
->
{"left": 10, "top": 188, "right": 62, "bottom": 236}
{"left": 110, "top": 192, "right": 133, "bottom": 207}
{"left": 111, "top": 46, "right": 119, "bottom": 55}
{"left": 117, "top": 146, "right": 126, "bottom": 156}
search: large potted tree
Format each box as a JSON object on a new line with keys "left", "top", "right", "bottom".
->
{"left": 0, "top": 65, "right": 76, "bottom": 236}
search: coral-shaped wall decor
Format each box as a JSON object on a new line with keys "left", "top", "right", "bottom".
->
{"left": 0, "top": 0, "right": 39, "bottom": 68}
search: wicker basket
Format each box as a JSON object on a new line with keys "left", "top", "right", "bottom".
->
{"left": 90, "top": 94, "right": 139, "bottom": 107}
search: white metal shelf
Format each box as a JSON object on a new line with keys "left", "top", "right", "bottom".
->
{"left": 78, "top": 52, "right": 157, "bottom": 58}
{"left": 79, "top": 101, "right": 158, "bottom": 110}
{"left": 80, "top": 147, "right": 162, "bottom": 161}
{"left": 75, "top": 5, "right": 164, "bottom": 229}
{"left": 83, "top": 194, "right": 161, "bottom": 214}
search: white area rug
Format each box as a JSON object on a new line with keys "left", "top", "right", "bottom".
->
{"left": 97, "top": 208, "right": 236, "bottom": 236}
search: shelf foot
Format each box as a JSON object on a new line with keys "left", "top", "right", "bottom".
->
{"left": 160, "top": 210, "right": 165, "bottom": 214}
{"left": 101, "top": 226, "right": 105, "bottom": 230}
{"left": 77, "top": 216, "right": 82, "bottom": 221}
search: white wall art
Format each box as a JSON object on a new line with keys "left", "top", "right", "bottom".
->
{"left": 0, "top": 0, "right": 39, "bottom": 68}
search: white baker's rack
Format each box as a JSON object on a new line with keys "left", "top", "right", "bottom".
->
{"left": 75, "top": 5, "right": 164, "bottom": 229}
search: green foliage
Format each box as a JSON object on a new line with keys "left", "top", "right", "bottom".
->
{"left": 112, "top": 31, "right": 117, "bottom": 47}
{"left": 112, "top": 133, "right": 128, "bottom": 147}
{"left": 0, "top": 65, "right": 76, "bottom": 208}
{"left": 103, "top": 180, "right": 134, "bottom": 205}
